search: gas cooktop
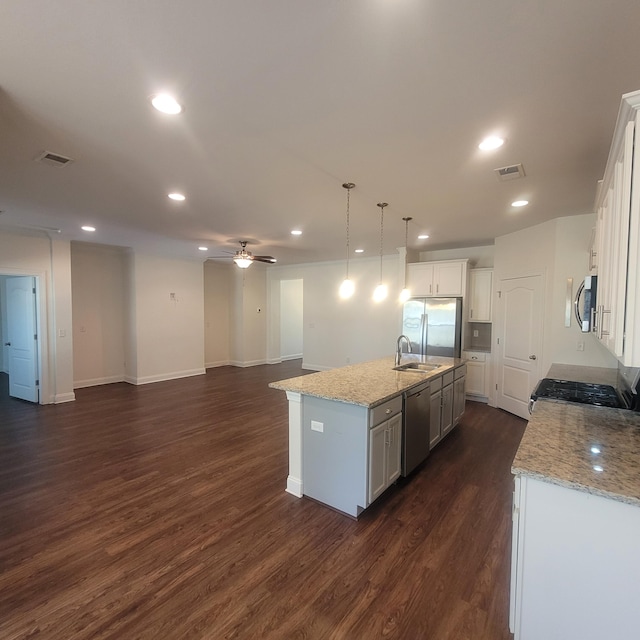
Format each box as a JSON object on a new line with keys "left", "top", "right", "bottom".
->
{"left": 531, "top": 378, "right": 624, "bottom": 409}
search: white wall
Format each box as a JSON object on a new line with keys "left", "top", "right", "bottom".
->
{"left": 268, "top": 255, "right": 402, "bottom": 370}
{"left": 204, "top": 261, "right": 231, "bottom": 368}
{"left": 494, "top": 215, "right": 617, "bottom": 373}
{"left": 126, "top": 253, "right": 205, "bottom": 384}
{"left": 229, "top": 265, "right": 268, "bottom": 366}
{"left": 280, "top": 279, "right": 303, "bottom": 360}
{"left": 71, "top": 243, "right": 126, "bottom": 387}
{"left": 0, "top": 229, "right": 74, "bottom": 403}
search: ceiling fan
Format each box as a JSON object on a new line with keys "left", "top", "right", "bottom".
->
{"left": 209, "top": 241, "right": 277, "bottom": 268}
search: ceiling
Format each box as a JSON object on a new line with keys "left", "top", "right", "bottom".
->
{"left": 1, "top": 1, "right": 640, "bottom": 266}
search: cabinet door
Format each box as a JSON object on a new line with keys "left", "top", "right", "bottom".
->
{"left": 453, "top": 376, "right": 466, "bottom": 424}
{"left": 368, "top": 422, "right": 388, "bottom": 504}
{"left": 441, "top": 383, "right": 454, "bottom": 437}
{"left": 407, "top": 263, "right": 434, "bottom": 296}
{"left": 429, "top": 390, "right": 442, "bottom": 449}
{"left": 469, "top": 269, "right": 493, "bottom": 322}
{"left": 434, "top": 262, "right": 465, "bottom": 296}
{"left": 465, "top": 361, "right": 485, "bottom": 396}
{"left": 386, "top": 413, "right": 402, "bottom": 485}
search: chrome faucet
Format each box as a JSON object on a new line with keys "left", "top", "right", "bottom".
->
{"left": 395, "top": 334, "right": 412, "bottom": 366}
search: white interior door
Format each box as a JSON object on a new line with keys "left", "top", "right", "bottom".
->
{"left": 495, "top": 275, "right": 543, "bottom": 420}
{"left": 6, "top": 276, "right": 39, "bottom": 402}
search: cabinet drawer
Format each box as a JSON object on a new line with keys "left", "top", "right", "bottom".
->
{"left": 454, "top": 364, "right": 466, "bottom": 380}
{"left": 463, "top": 350, "right": 486, "bottom": 362}
{"left": 429, "top": 375, "right": 442, "bottom": 393}
{"left": 369, "top": 395, "right": 402, "bottom": 427}
{"left": 442, "top": 371, "right": 454, "bottom": 387}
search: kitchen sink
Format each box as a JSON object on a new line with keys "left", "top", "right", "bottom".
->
{"left": 393, "top": 362, "right": 441, "bottom": 372}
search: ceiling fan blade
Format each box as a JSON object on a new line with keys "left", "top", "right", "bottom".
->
{"left": 253, "top": 255, "right": 277, "bottom": 263}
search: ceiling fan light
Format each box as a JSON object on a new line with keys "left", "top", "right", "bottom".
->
{"left": 373, "top": 283, "right": 388, "bottom": 302}
{"left": 234, "top": 257, "right": 253, "bottom": 268}
{"left": 339, "top": 278, "right": 355, "bottom": 299}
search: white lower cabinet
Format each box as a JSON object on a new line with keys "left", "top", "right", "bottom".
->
{"left": 429, "top": 379, "right": 443, "bottom": 448}
{"left": 441, "top": 382, "right": 454, "bottom": 436}
{"left": 453, "top": 369, "right": 466, "bottom": 426}
{"left": 368, "top": 413, "right": 402, "bottom": 503}
{"left": 510, "top": 475, "right": 640, "bottom": 639}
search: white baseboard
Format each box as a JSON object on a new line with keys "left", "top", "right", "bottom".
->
{"left": 301, "top": 362, "right": 331, "bottom": 372}
{"left": 228, "top": 359, "right": 267, "bottom": 368}
{"left": 205, "top": 360, "right": 231, "bottom": 369}
{"left": 281, "top": 353, "right": 303, "bottom": 362}
{"left": 54, "top": 392, "right": 76, "bottom": 404}
{"left": 286, "top": 476, "right": 303, "bottom": 498}
{"left": 74, "top": 374, "right": 125, "bottom": 389}
{"left": 125, "top": 368, "right": 206, "bottom": 385}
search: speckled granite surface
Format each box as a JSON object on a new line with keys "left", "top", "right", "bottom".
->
{"left": 513, "top": 399, "right": 640, "bottom": 506}
{"left": 269, "top": 355, "right": 463, "bottom": 408}
{"left": 546, "top": 363, "right": 618, "bottom": 386}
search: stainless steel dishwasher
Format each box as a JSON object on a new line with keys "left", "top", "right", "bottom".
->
{"left": 402, "top": 381, "right": 431, "bottom": 476}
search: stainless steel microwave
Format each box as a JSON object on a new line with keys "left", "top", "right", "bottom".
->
{"left": 574, "top": 275, "right": 598, "bottom": 332}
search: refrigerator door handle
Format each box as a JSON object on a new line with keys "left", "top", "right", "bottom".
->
{"left": 421, "top": 313, "right": 429, "bottom": 356}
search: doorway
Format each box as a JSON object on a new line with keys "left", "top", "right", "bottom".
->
{"left": 279, "top": 279, "right": 303, "bottom": 361}
{"left": 494, "top": 274, "right": 544, "bottom": 420}
{"left": 0, "top": 274, "right": 41, "bottom": 403}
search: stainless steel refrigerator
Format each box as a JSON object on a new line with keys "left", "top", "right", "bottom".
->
{"left": 401, "top": 297, "right": 463, "bottom": 358}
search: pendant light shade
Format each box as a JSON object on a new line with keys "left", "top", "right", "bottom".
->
{"left": 373, "top": 202, "right": 388, "bottom": 302}
{"left": 399, "top": 216, "right": 412, "bottom": 302}
{"left": 339, "top": 182, "right": 356, "bottom": 299}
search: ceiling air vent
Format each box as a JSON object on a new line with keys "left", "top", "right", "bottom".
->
{"left": 35, "top": 151, "right": 74, "bottom": 167}
{"left": 494, "top": 163, "right": 525, "bottom": 181}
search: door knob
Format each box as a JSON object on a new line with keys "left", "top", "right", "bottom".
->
{"left": 529, "top": 355, "right": 537, "bottom": 360}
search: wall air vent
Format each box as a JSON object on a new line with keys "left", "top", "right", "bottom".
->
{"left": 35, "top": 151, "right": 74, "bottom": 167}
{"left": 494, "top": 163, "right": 525, "bottom": 181}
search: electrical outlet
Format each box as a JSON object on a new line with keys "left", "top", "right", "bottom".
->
{"left": 311, "top": 420, "right": 324, "bottom": 433}
{"left": 577, "top": 341, "right": 585, "bottom": 352}
{"left": 473, "top": 330, "right": 479, "bottom": 337}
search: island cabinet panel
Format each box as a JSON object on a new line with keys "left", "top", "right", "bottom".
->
{"left": 302, "top": 396, "right": 369, "bottom": 517}
{"left": 301, "top": 394, "right": 402, "bottom": 518}
{"left": 510, "top": 476, "right": 640, "bottom": 639}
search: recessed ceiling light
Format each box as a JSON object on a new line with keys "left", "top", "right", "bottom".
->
{"left": 355, "top": 249, "right": 364, "bottom": 253}
{"left": 418, "top": 234, "right": 429, "bottom": 240}
{"left": 198, "top": 246, "right": 208, "bottom": 251}
{"left": 512, "top": 200, "right": 529, "bottom": 207}
{"left": 81, "top": 225, "right": 96, "bottom": 232}
{"left": 168, "top": 193, "right": 186, "bottom": 201}
{"left": 291, "top": 229, "right": 302, "bottom": 236}
{"left": 151, "top": 94, "right": 183, "bottom": 115}
{"left": 479, "top": 136, "right": 504, "bottom": 151}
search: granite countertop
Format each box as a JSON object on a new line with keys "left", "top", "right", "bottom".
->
{"left": 513, "top": 399, "right": 640, "bottom": 506}
{"left": 269, "top": 355, "right": 463, "bottom": 408}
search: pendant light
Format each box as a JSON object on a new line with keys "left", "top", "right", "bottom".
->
{"left": 339, "top": 182, "right": 356, "bottom": 299}
{"left": 399, "top": 216, "right": 412, "bottom": 302}
{"left": 373, "top": 202, "right": 388, "bottom": 302}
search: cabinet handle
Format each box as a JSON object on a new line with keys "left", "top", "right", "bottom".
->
{"left": 436, "top": 284, "right": 439, "bottom": 293}
{"left": 600, "top": 308, "right": 611, "bottom": 337}
{"left": 385, "top": 408, "right": 392, "bottom": 414}
{"left": 470, "top": 309, "right": 473, "bottom": 318}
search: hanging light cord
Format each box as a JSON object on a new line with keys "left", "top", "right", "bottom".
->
{"left": 403, "top": 216, "right": 412, "bottom": 280}
{"left": 342, "top": 183, "right": 355, "bottom": 279}
{"left": 377, "top": 203, "right": 388, "bottom": 283}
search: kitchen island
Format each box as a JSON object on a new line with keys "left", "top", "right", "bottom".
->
{"left": 270, "top": 355, "right": 465, "bottom": 517}
{"left": 510, "top": 364, "right": 640, "bottom": 640}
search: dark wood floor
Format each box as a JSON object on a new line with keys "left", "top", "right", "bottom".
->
{"left": 0, "top": 364, "right": 526, "bottom": 640}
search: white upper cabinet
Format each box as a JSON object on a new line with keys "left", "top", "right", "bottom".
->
{"left": 408, "top": 260, "right": 468, "bottom": 297}
{"left": 595, "top": 90, "right": 640, "bottom": 366}
{"left": 468, "top": 268, "right": 493, "bottom": 322}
